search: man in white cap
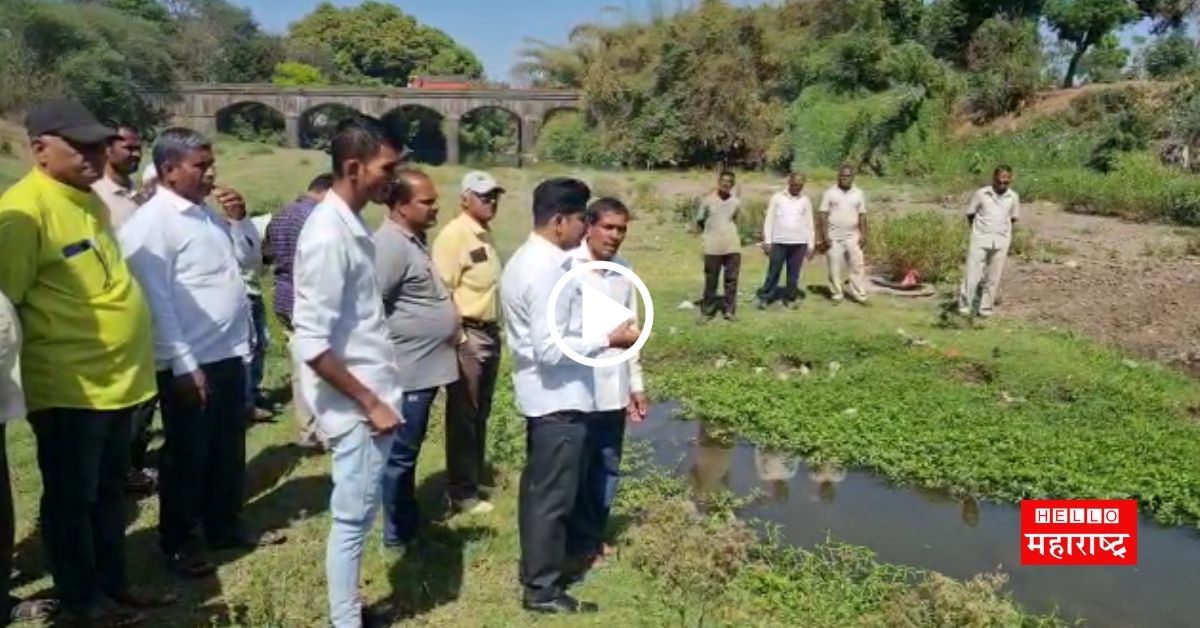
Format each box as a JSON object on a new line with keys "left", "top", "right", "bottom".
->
{"left": 431, "top": 171, "right": 505, "bottom": 515}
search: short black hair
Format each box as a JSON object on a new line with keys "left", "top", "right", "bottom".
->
{"left": 329, "top": 115, "right": 402, "bottom": 177}
{"left": 107, "top": 123, "right": 138, "bottom": 143}
{"left": 307, "top": 173, "right": 334, "bottom": 193}
{"left": 994, "top": 164, "right": 1013, "bottom": 176}
{"left": 586, "top": 197, "right": 630, "bottom": 225}
{"left": 532, "top": 177, "right": 591, "bottom": 227}
{"left": 386, "top": 168, "right": 429, "bottom": 206}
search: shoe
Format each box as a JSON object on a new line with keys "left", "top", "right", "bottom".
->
{"left": 522, "top": 594, "right": 598, "bottom": 614}
{"left": 165, "top": 552, "right": 216, "bottom": 579}
{"left": 454, "top": 498, "right": 495, "bottom": 516}
{"left": 723, "top": 313, "right": 738, "bottom": 322}
{"left": 7, "top": 597, "right": 57, "bottom": 623}
{"left": 831, "top": 294, "right": 844, "bottom": 304}
{"left": 59, "top": 602, "right": 144, "bottom": 627}
{"left": 978, "top": 310, "right": 994, "bottom": 319}
{"left": 784, "top": 300, "right": 799, "bottom": 310}
{"left": 957, "top": 306, "right": 971, "bottom": 316}
{"left": 209, "top": 529, "right": 287, "bottom": 550}
{"left": 124, "top": 469, "right": 156, "bottom": 496}
{"left": 251, "top": 407, "right": 276, "bottom": 423}
{"left": 106, "top": 588, "right": 176, "bottom": 609}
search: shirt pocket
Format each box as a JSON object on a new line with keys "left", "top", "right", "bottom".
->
{"left": 52, "top": 242, "right": 112, "bottom": 298}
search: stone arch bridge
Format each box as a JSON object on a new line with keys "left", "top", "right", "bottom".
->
{"left": 153, "top": 83, "right": 583, "bottom": 164}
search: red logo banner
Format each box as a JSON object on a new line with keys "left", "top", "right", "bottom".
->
{"left": 1020, "top": 499, "right": 1138, "bottom": 566}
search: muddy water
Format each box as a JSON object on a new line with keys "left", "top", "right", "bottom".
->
{"left": 629, "top": 405, "right": 1200, "bottom": 628}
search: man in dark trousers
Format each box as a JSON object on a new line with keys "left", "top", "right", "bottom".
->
{"left": 500, "top": 179, "right": 640, "bottom": 614}
{"left": 696, "top": 171, "right": 742, "bottom": 321}
{"left": 120, "top": 128, "right": 284, "bottom": 581}
{"left": 0, "top": 98, "right": 175, "bottom": 626}
{"left": 375, "top": 169, "right": 460, "bottom": 551}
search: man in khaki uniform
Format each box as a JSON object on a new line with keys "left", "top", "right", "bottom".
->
{"left": 432, "top": 171, "right": 505, "bottom": 515}
{"left": 816, "top": 165, "right": 869, "bottom": 304}
{"left": 958, "top": 166, "right": 1020, "bottom": 318}
{"left": 695, "top": 171, "right": 742, "bottom": 321}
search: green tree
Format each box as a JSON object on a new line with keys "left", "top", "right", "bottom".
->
{"left": 1144, "top": 28, "right": 1198, "bottom": 77}
{"left": 165, "top": 0, "right": 281, "bottom": 83}
{"left": 923, "top": 0, "right": 1047, "bottom": 66}
{"left": 1080, "top": 33, "right": 1130, "bottom": 83}
{"left": 965, "top": 17, "right": 1045, "bottom": 120}
{"left": 1045, "top": 0, "right": 1139, "bottom": 88}
{"left": 286, "top": 1, "right": 482, "bottom": 86}
{"left": 272, "top": 61, "right": 327, "bottom": 86}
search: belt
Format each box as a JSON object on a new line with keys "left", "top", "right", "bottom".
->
{"left": 462, "top": 318, "right": 499, "bottom": 332}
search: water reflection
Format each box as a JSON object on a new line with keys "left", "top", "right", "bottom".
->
{"left": 632, "top": 408, "right": 1200, "bottom": 628}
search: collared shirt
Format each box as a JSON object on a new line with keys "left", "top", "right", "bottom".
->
{"left": 819, "top": 186, "right": 867, "bottom": 241}
{"left": 764, "top": 190, "right": 814, "bottom": 245}
{"left": 696, "top": 192, "right": 742, "bottom": 255}
{"left": 119, "top": 186, "right": 259, "bottom": 375}
{"left": 0, "top": 292, "right": 24, "bottom": 422}
{"left": 431, "top": 212, "right": 501, "bottom": 323}
{"left": 92, "top": 175, "right": 144, "bottom": 229}
{"left": 292, "top": 191, "right": 404, "bottom": 439}
{"left": 266, "top": 196, "right": 319, "bottom": 321}
{"left": 374, "top": 218, "right": 459, "bottom": 391}
{"left": 967, "top": 186, "right": 1021, "bottom": 245}
{"left": 501, "top": 234, "right": 609, "bottom": 418}
{"left": 569, "top": 243, "right": 645, "bottom": 412}
{"left": 0, "top": 169, "right": 156, "bottom": 412}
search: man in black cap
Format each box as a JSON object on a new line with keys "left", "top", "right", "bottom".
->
{"left": 0, "top": 99, "right": 175, "bottom": 626}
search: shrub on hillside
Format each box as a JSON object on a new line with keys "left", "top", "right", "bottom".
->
{"left": 867, "top": 211, "right": 966, "bottom": 283}
{"left": 964, "top": 18, "right": 1045, "bottom": 122}
{"left": 1145, "top": 29, "right": 1197, "bottom": 79}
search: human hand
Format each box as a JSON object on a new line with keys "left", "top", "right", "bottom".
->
{"left": 174, "top": 369, "right": 208, "bottom": 409}
{"left": 628, "top": 392, "right": 649, "bottom": 422}
{"left": 607, "top": 320, "right": 640, "bottom": 349}
{"left": 759, "top": 242, "right": 770, "bottom": 255}
{"left": 213, "top": 186, "right": 247, "bottom": 221}
{"left": 366, "top": 398, "right": 401, "bottom": 434}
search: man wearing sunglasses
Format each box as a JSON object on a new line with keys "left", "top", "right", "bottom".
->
{"left": 432, "top": 171, "right": 505, "bottom": 516}
{"left": 0, "top": 99, "right": 173, "bottom": 626}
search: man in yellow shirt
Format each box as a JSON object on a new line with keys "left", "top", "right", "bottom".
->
{"left": 432, "top": 171, "right": 505, "bottom": 515}
{"left": 0, "top": 99, "right": 172, "bottom": 626}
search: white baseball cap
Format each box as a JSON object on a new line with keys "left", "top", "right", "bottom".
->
{"left": 461, "top": 171, "right": 504, "bottom": 196}
{"left": 141, "top": 162, "right": 158, "bottom": 186}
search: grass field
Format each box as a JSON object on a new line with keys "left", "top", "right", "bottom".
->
{"left": 5, "top": 136, "right": 1198, "bottom": 625}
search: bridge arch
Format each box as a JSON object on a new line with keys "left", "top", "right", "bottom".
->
{"left": 460, "top": 106, "right": 522, "bottom": 167}
{"left": 299, "top": 103, "right": 365, "bottom": 150}
{"left": 214, "top": 102, "right": 285, "bottom": 143}
{"left": 381, "top": 104, "right": 448, "bottom": 166}
{"left": 542, "top": 106, "right": 581, "bottom": 126}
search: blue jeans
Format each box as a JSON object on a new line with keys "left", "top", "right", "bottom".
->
{"left": 381, "top": 388, "right": 438, "bottom": 546}
{"left": 571, "top": 410, "right": 626, "bottom": 557}
{"left": 247, "top": 294, "right": 268, "bottom": 403}
{"left": 326, "top": 422, "right": 388, "bottom": 628}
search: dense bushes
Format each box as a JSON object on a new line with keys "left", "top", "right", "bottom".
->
{"left": 534, "top": 111, "right": 616, "bottom": 167}
{"left": 867, "top": 211, "right": 966, "bottom": 283}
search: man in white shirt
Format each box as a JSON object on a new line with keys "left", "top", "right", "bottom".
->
{"left": 959, "top": 165, "right": 1020, "bottom": 318}
{"left": 567, "top": 198, "right": 648, "bottom": 564}
{"left": 291, "top": 118, "right": 404, "bottom": 628}
{"left": 120, "top": 128, "right": 280, "bottom": 580}
{"left": 501, "top": 179, "right": 639, "bottom": 615}
{"left": 0, "top": 291, "right": 58, "bottom": 624}
{"left": 757, "top": 173, "right": 815, "bottom": 310}
{"left": 92, "top": 124, "right": 160, "bottom": 495}
{"left": 816, "top": 165, "right": 870, "bottom": 304}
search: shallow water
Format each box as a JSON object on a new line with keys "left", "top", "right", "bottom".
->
{"left": 628, "top": 404, "right": 1200, "bottom": 628}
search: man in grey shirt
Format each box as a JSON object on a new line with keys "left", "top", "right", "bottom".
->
{"left": 375, "top": 168, "right": 460, "bottom": 551}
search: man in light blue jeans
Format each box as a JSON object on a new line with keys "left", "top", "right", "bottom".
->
{"left": 291, "top": 118, "right": 406, "bottom": 628}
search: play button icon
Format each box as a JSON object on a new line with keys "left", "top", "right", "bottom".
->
{"left": 545, "top": 260, "right": 655, "bottom": 368}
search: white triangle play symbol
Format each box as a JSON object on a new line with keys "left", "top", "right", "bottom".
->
{"left": 581, "top": 282, "right": 635, "bottom": 344}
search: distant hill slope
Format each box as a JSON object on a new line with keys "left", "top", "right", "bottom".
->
{"left": 953, "top": 81, "right": 1173, "bottom": 138}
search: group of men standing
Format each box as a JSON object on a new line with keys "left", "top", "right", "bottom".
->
{"left": 697, "top": 163, "right": 1018, "bottom": 319}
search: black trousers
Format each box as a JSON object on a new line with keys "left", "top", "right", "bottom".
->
{"left": 518, "top": 412, "right": 591, "bottom": 603}
{"left": 702, "top": 253, "right": 741, "bottom": 316}
{"left": 129, "top": 397, "right": 158, "bottom": 472}
{"left": 0, "top": 425, "right": 13, "bottom": 614}
{"left": 445, "top": 325, "right": 501, "bottom": 503}
{"left": 157, "top": 357, "right": 247, "bottom": 554}
{"left": 757, "top": 243, "right": 809, "bottom": 304}
{"left": 28, "top": 406, "right": 134, "bottom": 613}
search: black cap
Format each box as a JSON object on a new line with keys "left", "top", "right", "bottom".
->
{"left": 24, "top": 98, "right": 117, "bottom": 145}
